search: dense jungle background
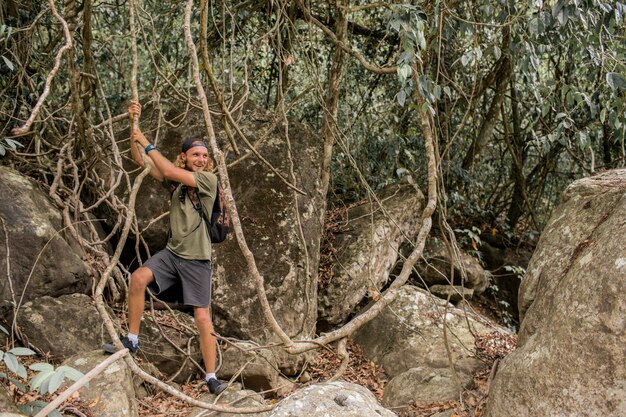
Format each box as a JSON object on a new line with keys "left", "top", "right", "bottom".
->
{"left": 1, "top": 0, "right": 625, "bottom": 416}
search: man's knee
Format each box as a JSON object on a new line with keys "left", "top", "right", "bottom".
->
{"left": 194, "top": 307, "right": 213, "bottom": 330}
{"left": 130, "top": 267, "right": 153, "bottom": 292}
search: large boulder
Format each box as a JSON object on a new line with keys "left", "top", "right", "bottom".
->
{"left": 15, "top": 294, "right": 106, "bottom": 359}
{"left": 109, "top": 101, "right": 324, "bottom": 367}
{"left": 132, "top": 310, "right": 203, "bottom": 383}
{"left": 218, "top": 342, "right": 281, "bottom": 393}
{"left": 187, "top": 383, "right": 270, "bottom": 417}
{"left": 382, "top": 366, "right": 473, "bottom": 407}
{"left": 0, "top": 387, "right": 21, "bottom": 415}
{"left": 269, "top": 381, "right": 397, "bottom": 417}
{"left": 354, "top": 286, "right": 494, "bottom": 405}
{"left": 63, "top": 350, "right": 138, "bottom": 417}
{"left": 415, "top": 236, "right": 489, "bottom": 294}
{"left": 354, "top": 286, "right": 490, "bottom": 380}
{"left": 0, "top": 166, "right": 93, "bottom": 306}
{"left": 484, "top": 169, "right": 626, "bottom": 417}
{"left": 318, "top": 182, "right": 423, "bottom": 328}
{"left": 16, "top": 293, "right": 203, "bottom": 383}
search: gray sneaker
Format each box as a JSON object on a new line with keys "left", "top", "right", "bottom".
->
{"left": 206, "top": 378, "right": 227, "bottom": 395}
{"left": 103, "top": 336, "right": 138, "bottom": 355}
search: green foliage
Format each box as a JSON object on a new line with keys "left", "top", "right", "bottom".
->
{"left": 0, "top": 324, "right": 85, "bottom": 415}
{"left": 1, "top": 0, "right": 624, "bottom": 235}
{"left": 18, "top": 401, "right": 62, "bottom": 417}
{"left": 504, "top": 264, "right": 526, "bottom": 280}
{"left": 29, "top": 363, "right": 86, "bottom": 395}
{"left": 0, "top": 138, "right": 23, "bottom": 157}
{"left": 0, "top": 347, "right": 33, "bottom": 380}
{"left": 455, "top": 227, "right": 483, "bottom": 248}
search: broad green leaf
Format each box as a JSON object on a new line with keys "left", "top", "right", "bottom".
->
{"left": 474, "top": 47, "right": 482, "bottom": 61}
{"left": 433, "top": 85, "right": 442, "bottom": 100}
{"left": 29, "top": 370, "right": 54, "bottom": 390}
{"left": 0, "top": 324, "right": 8, "bottom": 335}
{"left": 4, "top": 139, "right": 23, "bottom": 149}
{"left": 0, "top": 351, "right": 3, "bottom": 361}
{"left": 529, "top": 17, "right": 540, "bottom": 34}
{"left": 30, "top": 362, "right": 54, "bottom": 372}
{"left": 0, "top": 146, "right": 6, "bottom": 157}
{"left": 16, "top": 362, "right": 26, "bottom": 379}
{"left": 3, "top": 352, "right": 19, "bottom": 375}
{"left": 39, "top": 377, "right": 51, "bottom": 395}
{"left": 552, "top": 0, "right": 564, "bottom": 19}
{"left": 493, "top": 45, "right": 501, "bottom": 60}
{"left": 397, "top": 90, "right": 407, "bottom": 106}
{"left": 19, "top": 401, "right": 49, "bottom": 416}
{"left": 56, "top": 365, "right": 85, "bottom": 382}
{"left": 416, "top": 29, "right": 426, "bottom": 50}
{"left": 461, "top": 53, "right": 472, "bottom": 67}
{"left": 48, "top": 370, "right": 65, "bottom": 394}
{"left": 556, "top": 7, "right": 569, "bottom": 25}
{"left": 10, "top": 377, "right": 27, "bottom": 392}
{"left": 9, "top": 347, "right": 36, "bottom": 356}
{"left": 1, "top": 56, "right": 14, "bottom": 71}
{"left": 606, "top": 72, "right": 626, "bottom": 92}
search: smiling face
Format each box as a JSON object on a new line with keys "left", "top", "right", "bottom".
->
{"left": 181, "top": 142, "right": 209, "bottom": 172}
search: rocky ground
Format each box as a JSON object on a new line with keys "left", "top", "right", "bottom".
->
{"left": 4, "top": 327, "right": 515, "bottom": 417}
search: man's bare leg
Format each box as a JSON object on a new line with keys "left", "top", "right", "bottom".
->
{"left": 128, "top": 266, "right": 154, "bottom": 335}
{"left": 194, "top": 306, "right": 226, "bottom": 394}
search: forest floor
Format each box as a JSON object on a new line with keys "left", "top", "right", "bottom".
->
{"left": 5, "top": 302, "right": 516, "bottom": 417}
{"left": 132, "top": 329, "right": 516, "bottom": 417}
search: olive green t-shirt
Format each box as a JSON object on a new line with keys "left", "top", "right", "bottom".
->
{"left": 166, "top": 171, "right": 217, "bottom": 260}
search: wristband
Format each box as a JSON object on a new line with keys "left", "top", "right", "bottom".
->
{"left": 145, "top": 144, "right": 156, "bottom": 154}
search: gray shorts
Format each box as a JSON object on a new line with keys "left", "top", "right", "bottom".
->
{"left": 143, "top": 248, "right": 212, "bottom": 307}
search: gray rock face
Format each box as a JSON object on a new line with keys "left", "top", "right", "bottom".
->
{"left": 188, "top": 383, "right": 270, "bottom": 417}
{"left": 16, "top": 293, "right": 203, "bottom": 383}
{"left": 114, "top": 102, "right": 324, "bottom": 363}
{"left": 416, "top": 236, "right": 489, "bottom": 294}
{"left": 353, "top": 286, "right": 496, "bottom": 406}
{"left": 354, "top": 286, "right": 490, "bottom": 381}
{"left": 64, "top": 350, "right": 138, "bottom": 417}
{"left": 16, "top": 294, "right": 106, "bottom": 359}
{"left": 484, "top": 169, "right": 626, "bottom": 417}
{"left": 0, "top": 387, "right": 21, "bottom": 415}
{"left": 318, "top": 183, "right": 423, "bottom": 327}
{"left": 382, "top": 366, "right": 473, "bottom": 408}
{"left": 269, "top": 381, "right": 397, "bottom": 417}
{"left": 0, "top": 166, "right": 93, "bottom": 305}
{"left": 137, "top": 310, "right": 203, "bottom": 383}
{"left": 218, "top": 342, "right": 280, "bottom": 393}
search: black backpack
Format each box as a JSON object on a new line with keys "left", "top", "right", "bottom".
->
{"left": 171, "top": 182, "right": 230, "bottom": 243}
{"left": 206, "top": 183, "right": 230, "bottom": 243}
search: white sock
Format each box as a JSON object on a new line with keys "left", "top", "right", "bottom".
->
{"left": 127, "top": 333, "right": 139, "bottom": 347}
{"left": 205, "top": 372, "right": 217, "bottom": 381}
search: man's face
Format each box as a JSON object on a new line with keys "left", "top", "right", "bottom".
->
{"left": 182, "top": 144, "right": 209, "bottom": 172}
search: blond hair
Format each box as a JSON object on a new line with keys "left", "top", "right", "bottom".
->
{"left": 174, "top": 153, "right": 214, "bottom": 171}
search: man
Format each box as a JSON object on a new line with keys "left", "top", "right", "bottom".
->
{"left": 104, "top": 101, "right": 227, "bottom": 395}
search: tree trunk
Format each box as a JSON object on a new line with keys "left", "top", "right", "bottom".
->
{"left": 318, "top": 0, "right": 348, "bottom": 201}
{"left": 461, "top": 58, "right": 512, "bottom": 171}
{"left": 506, "top": 77, "right": 527, "bottom": 229}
